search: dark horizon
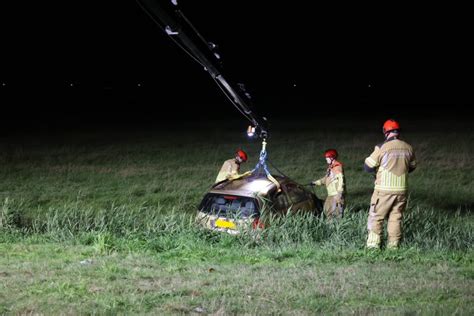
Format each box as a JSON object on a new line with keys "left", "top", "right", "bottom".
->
{"left": 1, "top": 1, "right": 472, "bottom": 131}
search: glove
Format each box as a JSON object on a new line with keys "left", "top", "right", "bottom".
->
{"left": 242, "top": 171, "right": 252, "bottom": 177}
{"left": 228, "top": 171, "right": 252, "bottom": 180}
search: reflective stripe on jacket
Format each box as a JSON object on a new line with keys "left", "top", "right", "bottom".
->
{"left": 315, "top": 161, "right": 345, "bottom": 196}
{"left": 364, "top": 138, "right": 416, "bottom": 193}
{"left": 215, "top": 159, "right": 240, "bottom": 183}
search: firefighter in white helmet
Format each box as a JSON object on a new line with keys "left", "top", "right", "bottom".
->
{"left": 215, "top": 149, "right": 250, "bottom": 183}
{"left": 312, "top": 149, "right": 346, "bottom": 218}
{"left": 364, "top": 119, "right": 417, "bottom": 249}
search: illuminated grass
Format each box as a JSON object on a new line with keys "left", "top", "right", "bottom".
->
{"left": 0, "top": 118, "right": 473, "bottom": 313}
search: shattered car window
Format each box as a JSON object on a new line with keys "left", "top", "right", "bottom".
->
{"left": 286, "top": 183, "right": 309, "bottom": 204}
{"left": 273, "top": 191, "right": 290, "bottom": 211}
{"left": 199, "top": 194, "right": 259, "bottom": 218}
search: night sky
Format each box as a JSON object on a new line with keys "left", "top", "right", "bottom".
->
{"left": 1, "top": 1, "right": 472, "bottom": 130}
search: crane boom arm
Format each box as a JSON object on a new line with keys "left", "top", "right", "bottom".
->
{"left": 136, "top": 0, "right": 268, "bottom": 138}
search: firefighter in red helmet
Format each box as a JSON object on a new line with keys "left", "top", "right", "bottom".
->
{"left": 312, "top": 149, "right": 346, "bottom": 218}
{"left": 215, "top": 149, "right": 250, "bottom": 183}
{"left": 364, "top": 119, "right": 417, "bottom": 249}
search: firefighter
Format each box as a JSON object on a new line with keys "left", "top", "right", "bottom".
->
{"left": 215, "top": 149, "right": 250, "bottom": 183}
{"left": 364, "top": 119, "right": 417, "bottom": 249}
{"left": 312, "top": 149, "right": 346, "bottom": 218}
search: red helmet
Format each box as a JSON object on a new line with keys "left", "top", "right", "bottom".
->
{"left": 236, "top": 149, "right": 248, "bottom": 162}
{"left": 324, "top": 149, "right": 338, "bottom": 159}
{"left": 383, "top": 119, "right": 400, "bottom": 134}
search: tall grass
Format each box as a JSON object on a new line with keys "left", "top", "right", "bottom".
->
{"left": 1, "top": 123, "right": 472, "bottom": 314}
{"left": 2, "top": 197, "right": 471, "bottom": 252}
{"left": 1, "top": 119, "right": 472, "bottom": 254}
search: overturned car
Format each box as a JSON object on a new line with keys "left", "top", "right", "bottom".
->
{"left": 196, "top": 175, "right": 323, "bottom": 234}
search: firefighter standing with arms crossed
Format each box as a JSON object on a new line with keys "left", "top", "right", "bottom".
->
{"left": 312, "top": 149, "right": 346, "bottom": 218}
{"left": 364, "top": 119, "right": 417, "bottom": 249}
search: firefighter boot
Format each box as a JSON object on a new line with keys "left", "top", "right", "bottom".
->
{"left": 387, "top": 240, "right": 399, "bottom": 250}
{"left": 367, "top": 231, "right": 381, "bottom": 249}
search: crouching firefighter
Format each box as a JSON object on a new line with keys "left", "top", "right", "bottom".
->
{"left": 312, "top": 149, "right": 346, "bottom": 218}
{"left": 364, "top": 119, "right": 417, "bottom": 249}
{"left": 215, "top": 149, "right": 250, "bottom": 183}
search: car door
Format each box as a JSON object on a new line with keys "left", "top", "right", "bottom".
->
{"left": 269, "top": 185, "right": 292, "bottom": 215}
{"left": 285, "top": 182, "right": 315, "bottom": 213}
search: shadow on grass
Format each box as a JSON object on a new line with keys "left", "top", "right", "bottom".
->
{"left": 345, "top": 185, "right": 473, "bottom": 216}
{"left": 411, "top": 191, "right": 473, "bottom": 215}
{"left": 345, "top": 187, "right": 373, "bottom": 213}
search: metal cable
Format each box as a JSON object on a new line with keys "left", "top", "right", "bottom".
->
{"left": 135, "top": 0, "right": 206, "bottom": 68}
{"left": 211, "top": 77, "right": 256, "bottom": 124}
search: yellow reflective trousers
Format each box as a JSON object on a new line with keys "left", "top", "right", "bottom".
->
{"left": 367, "top": 190, "right": 407, "bottom": 248}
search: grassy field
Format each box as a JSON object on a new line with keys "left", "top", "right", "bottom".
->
{"left": 1, "top": 117, "right": 473, "bottom": 314}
